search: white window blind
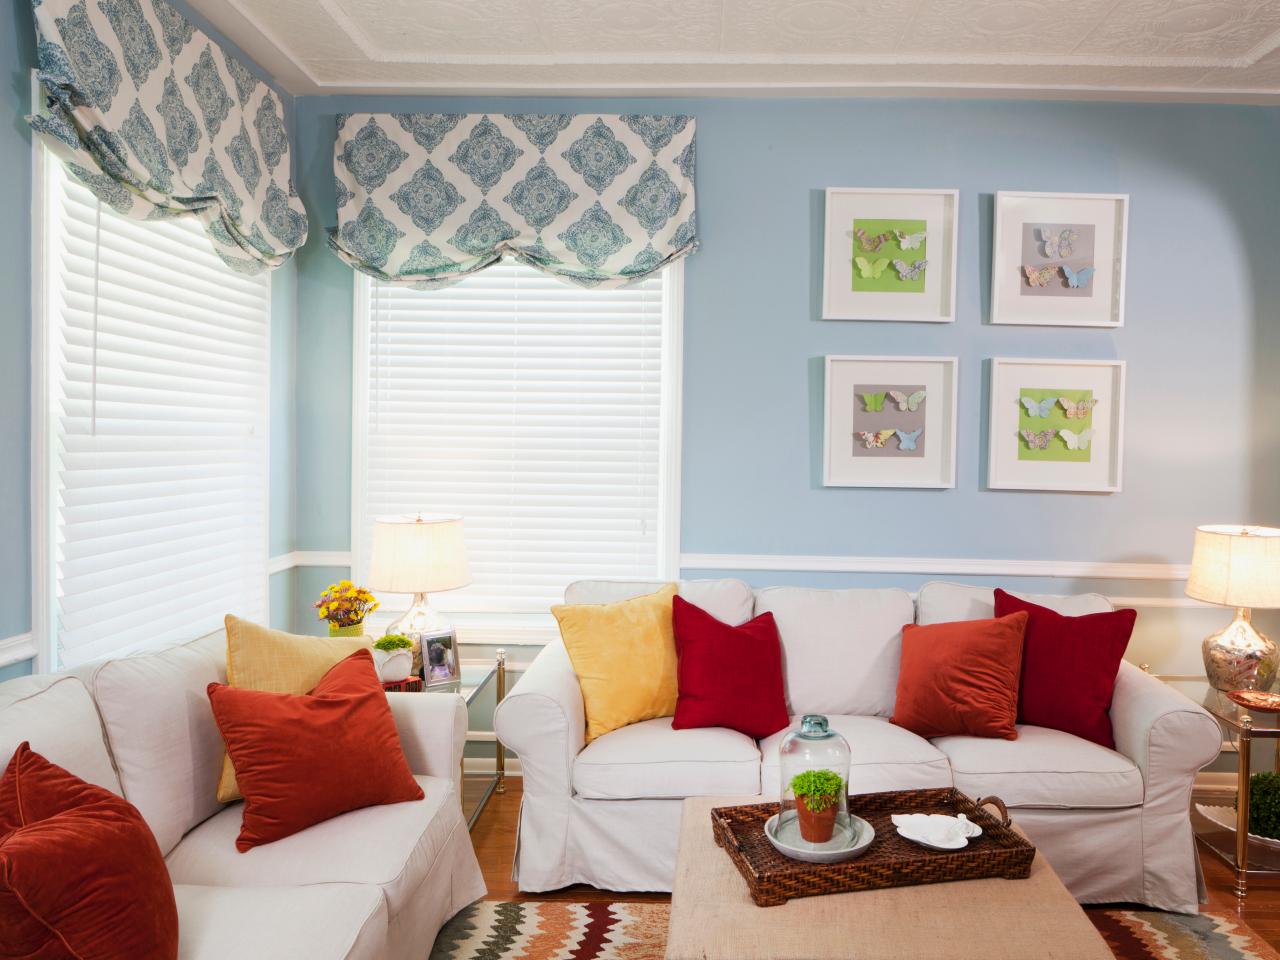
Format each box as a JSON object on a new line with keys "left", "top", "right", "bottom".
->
{"left": 39, "top": 150, "right": 270, "bottom": 668}
{"left": 354, "top": 263, "right": 677, "bottom": 615}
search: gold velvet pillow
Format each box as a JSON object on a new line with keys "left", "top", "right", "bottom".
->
{"left": 215, "top": 616, "right": 370, "bottom": 802}
{"left": 552, "top": 584, "right": 678, "bottom": 743}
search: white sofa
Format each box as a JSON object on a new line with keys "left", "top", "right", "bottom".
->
{"left": 494, "top": 579, "right": 1222, "bottom": 913}
{"left": 0, "top": 632, "right": 485, "bottom": 960}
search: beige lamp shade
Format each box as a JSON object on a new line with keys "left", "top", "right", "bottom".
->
{"left": 368, "top": 514, "right": 471, "bottom": 594}
{"left": 1186, "top": 524, "right": 1280, "bottom": 609}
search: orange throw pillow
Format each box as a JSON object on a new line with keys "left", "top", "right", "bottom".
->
{"left": 891, "top": 612, "right": 1029, "bottom": 740}
{"left": 208, "top": 649, "right": 424, "bottom": 851}
{"left": 0, "top": 742, "right": 179, "bottom": 960}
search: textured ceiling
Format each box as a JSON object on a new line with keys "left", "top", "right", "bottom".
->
{"left": 186, "top": 0, "right": 1280, "bottom": 99}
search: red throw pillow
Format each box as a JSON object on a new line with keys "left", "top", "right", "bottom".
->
{"left": 994, "top": 589, "right": 1137, "bottom": 749}
{"left": 208, "top": 648, "right": 424, "bottom": 851}
{"left": 0, "top": 742, "right": 179, "bottom": 960}
{"left": 671, "top": 595, "right": 790, "bottom": 740}
{"left": 891, "top": 612, "right": 1029, "bottom": 740}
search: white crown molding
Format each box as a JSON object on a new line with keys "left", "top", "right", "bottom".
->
{"left": 679, "top": 552, "right": 1191, "bottom": 582}
{"left": 185, "top": 0, "right": 1280, "bottom": 100}
{"left": 0, "top": 633, "right": 37, "bottom": 669}
{"left": 268, "top": 550, "right": 353, "bottom": 575}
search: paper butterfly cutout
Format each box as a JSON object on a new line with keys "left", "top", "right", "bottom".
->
{"left": 896, "top": 230, "right": 927, "bottom": 250}
{"left": 1059, "top": 428, "right": 1095, "bottom": 451}
{"left": 896, "top": 428, "right": 923, "bottom": 451}
{"left": 1023, "top": 265, "right": 1057, "bottom": 288}
{"left": 856, "top": 429, "right": 897, "bottom": 449}
{"left": 861, "top": 392, "right": 887, "bottom": 412}
{"left": 1058, "top": 397, "right": 1098, "bottom": 419}
{"left": 1040, "top": 227, "right": 1078, "bottom": 259}
{"left": 854, "top": 257, "right": 891, "bottom": 279}
{"left": 1061, "top": 264, "right": 1096, "bottom": 289}
{"left": 855, "top": 229, "right": 892, "bottom": 252}
{"left": 1020, "top": 396, "right": 1056, "bottom": 418}
{"left": 888, "top": 389, "right": 926, "bottom": 412}
{"left": 892, "top": 259, "right": 928, "bottom": 281}
{"left": 1021, "top": 429, "right": 1058, "bottom": 450}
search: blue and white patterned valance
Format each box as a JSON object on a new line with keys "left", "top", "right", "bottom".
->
{"left": 328, "top": 113, "right": 697, "bottom": 288}
{"left": 28, "top": 0, "right": 308, "bottom": 274}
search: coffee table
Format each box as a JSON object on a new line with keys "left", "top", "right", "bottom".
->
{"left": 665, "top": 797, "right": 1113, "bottom": 960}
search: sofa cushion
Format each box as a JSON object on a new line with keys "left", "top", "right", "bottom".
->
{"left": 174, "top": 884, "right": 386, "bottom": 960}
{"left": 0, "top": 674, "right": 119, "bottom": 794}
{"left": 760, "top": 716, "right": 953, "bottom": 798}
{"left": 932, "top": 725, "right": 1144, "bottom": 809}
{"left": 752, "top": 587, "right": 914, "bottom": 716}
{"left": 565, "top": 579, "right": 754, "bottom": 626}
{"left": 916, "top": 581, "right": 1112, "bottom": 625}
{"left": 572, "top": 718, "right": 761, "bottom": 799}
{"left": 165, "top": 774, "right": 459, "bottom": 918}
{"left": 75, "top": 632, "right": 226, "bottom": 855}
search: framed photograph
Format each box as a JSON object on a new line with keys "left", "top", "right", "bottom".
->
{"left": 987, "top": 358, "right": 1126, "bottom": 492}
{"left": 991, "top": 191, "right": 1129, "bottom": 327}
{"left": 822, "top": 188, "right": 959, "bottom": 323}
{"left": 823, "top": 355, "right": 958, "bottom": 488}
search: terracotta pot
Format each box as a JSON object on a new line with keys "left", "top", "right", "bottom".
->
{"left": 796, "top": 795, "right": 837, "bottom": 843}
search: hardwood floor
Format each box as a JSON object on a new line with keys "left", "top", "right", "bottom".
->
{"left": 469, "top": 779, "right": 1280, "bottom": 939}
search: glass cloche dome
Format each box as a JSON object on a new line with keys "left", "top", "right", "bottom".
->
{"left": 776, "top": 714, "right": 853, "bottom": 849}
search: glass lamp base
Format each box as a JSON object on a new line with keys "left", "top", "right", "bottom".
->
{"left": 385, "top": 593, "right": 460, "bottom": 686}
{"left": 1203, "top": 607, "right": 1279, "bottom": 692}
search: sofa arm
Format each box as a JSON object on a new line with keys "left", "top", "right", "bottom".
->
{"left": 1110, "top": 660, "right": 1222, "bottom": 912}
{"left": 386, "top": 691, "right": 467, "bottom": 793}
{"left": 494, "top": 640, "right": 585, "bottom": 795}
{"left": 1111, "top": 661, "right": 1221, "bottom": 783}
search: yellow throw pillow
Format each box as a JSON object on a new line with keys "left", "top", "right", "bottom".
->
{"left": 215, "top": 615, "right": 371, "bottom": 802}
{"left": 552, "top": 584, "right": 678, "bottom": 743}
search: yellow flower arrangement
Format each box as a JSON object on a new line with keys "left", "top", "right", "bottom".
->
{"left": 314, "top": 580, "right": 380, "bottom": 628}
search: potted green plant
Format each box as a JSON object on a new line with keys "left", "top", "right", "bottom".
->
{"left": 790, "top": 769, "right": 845, "bottom": 843}
{"left": 372, "top": 634, "right": 414, "bottom": 683}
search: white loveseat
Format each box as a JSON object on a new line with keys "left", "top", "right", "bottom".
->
{"left": 494, "top": 579, "right": 1222, "bottom": 913}
{"left": 0, "top": 632, "right": 485, "bottom": 960}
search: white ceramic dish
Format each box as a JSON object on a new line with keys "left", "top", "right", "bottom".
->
{"left": 764, "top": 812, "right": 875, "bottom": 864}
{"left": 893, "top": 814, "right": 982, "bottom": 852}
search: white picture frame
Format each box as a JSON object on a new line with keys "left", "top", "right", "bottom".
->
{"left": 990, "top": 191, "right": 1129, "bottom": 327}
{"left": 821, "top": 188, "right": 959, "bottom": 323}
{"left": 987, "top": 358, "right": 1126, "bottom": 493}
{"left": 823, "top": 355, "right": 958, "bottom": 488}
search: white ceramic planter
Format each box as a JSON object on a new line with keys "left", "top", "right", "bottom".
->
{"left": 372, "top": 648, "right": 413, "bottom": 683}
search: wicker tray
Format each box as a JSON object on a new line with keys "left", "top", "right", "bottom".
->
{"left": 711, "top": 787, "right": 1035, "bottom": 907}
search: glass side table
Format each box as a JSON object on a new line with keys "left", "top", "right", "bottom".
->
{"left": 1167, "top": 678, "right": 1280, "bottom": 898}
{"left": 424, "top": 651, "right": 507, "bottom": 829}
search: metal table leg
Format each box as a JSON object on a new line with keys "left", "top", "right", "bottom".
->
{"left": 1237, "top": 719, "right": 1253, "bottom": 898}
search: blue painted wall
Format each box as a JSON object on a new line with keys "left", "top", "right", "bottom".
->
{"left": 292, "top": 96, "right": 1280, "bottom": 562}
{"left": 0, "top": 0, "right": 298, "bottom": 676}
{"left": 286, "top": 95, "right": 1280, "bottom": 673}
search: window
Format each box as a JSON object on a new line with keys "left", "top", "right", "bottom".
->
{"left": 352, "top": 262, "right": 681, "bottom": 622}
{"left": 34, "top": 147, "right": 271, "bottom": 669}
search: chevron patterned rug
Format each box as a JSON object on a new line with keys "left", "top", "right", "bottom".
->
{"left": 429, "top": 901, "right": 1280, "bottom": 960}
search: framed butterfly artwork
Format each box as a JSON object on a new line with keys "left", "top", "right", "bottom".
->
{"left": 990, "top": 192, "right": 1129, "bottom": 327}
{"left": 822, "top": 188, "right": 960, "bottom": 323}
{"left": 987, "top": 358, "right": 1126, "bottom": 492}
{"left": 824, "top": 355, "right": 959, "bottom": 488}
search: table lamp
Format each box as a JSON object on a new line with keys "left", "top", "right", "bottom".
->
{"left": 1186, "top": 524, "right": 1280, "bottom": 692}
{"left": 368, "top": 514, "right": 471, "bottom": 685}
